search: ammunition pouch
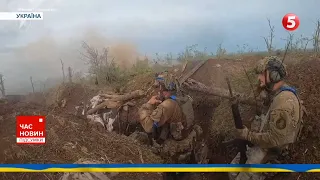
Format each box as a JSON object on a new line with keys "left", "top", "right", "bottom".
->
{"left": 147, "top": 133, "right": 153, "bottom": 146}
{"left": 268, "top": 147, "right": 282, "bottom": 155}
{"left": 152, "top": 123, "right": 170, "bottom": 145}
{"left": 262, "top": 147, "right": 284, "bottom": 164}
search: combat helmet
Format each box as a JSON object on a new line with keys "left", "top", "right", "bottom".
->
{"left": 154, "top": 70, "right": 179, "bottom": 92}
{"left": 255, "top": 56, "right": 288, "bottom": 83}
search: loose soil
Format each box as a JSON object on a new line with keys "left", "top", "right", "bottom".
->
{"left": 0, "top": 100, "right": 163, "bottom": 180}
{"left": 0, "top": 55, "right": 319, "bottom": 180}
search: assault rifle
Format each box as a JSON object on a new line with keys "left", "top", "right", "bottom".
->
{"left": 226, "top": 77, "right": 248, "bottom": 164}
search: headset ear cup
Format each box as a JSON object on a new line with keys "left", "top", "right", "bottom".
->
{"left": 269, "top": 70, "right": 281, "bottom": 83}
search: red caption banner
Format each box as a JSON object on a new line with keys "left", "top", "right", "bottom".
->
{"left": 16, "top": 115, "right": 46, "bottom": 144}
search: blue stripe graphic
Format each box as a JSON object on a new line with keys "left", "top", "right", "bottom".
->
{"left": 0, "top": 164, "right": 319, "bottom": 172}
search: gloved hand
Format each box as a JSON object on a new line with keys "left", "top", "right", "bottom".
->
{"left": 147, "top": 95, "right": 162, "bottom": 105}
{"left": 235, "top": 126, "right": 250, "bottom": 140}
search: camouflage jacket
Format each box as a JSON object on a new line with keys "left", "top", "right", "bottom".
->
{"left": 248, "top": 85, "right": 304, "bottom": 149}
{"left": 138, "top": 98, "right": 189, "bottom": 141}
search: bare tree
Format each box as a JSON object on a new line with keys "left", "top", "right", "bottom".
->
{"left": 165, "top": 53, "right": 173, "bottom": 66}
{"left": 60, "top": 59, "right": 66, "bottom": 83}
{"left": 68, "top": 67, "right": 73, "bottom": 83}
{"left": 262, "top": 18, "right": 275, "bottom": 54}
{"left": 313, "top": 20, "right": 320, "bottom": 53}
{"left": 281, "top": 33, "right": 292, "bottom": 63}
{"left": 281, "top": 33, "right": 313, "bottom": 53}
{"left": 216, "top": 42, "right": 227, "bottom": 59}
{"left": 80, "top": 41, "right": 117, "bottom": 84}
{"left": 30, "top": 76, "right": 35, "bottom": 93}
{"left": 302, "top": 37, "right": 313, "bottom": 52}
{"left": 0, "top": 74, "right": 5, "bottom": 98}
{"left": 80, "top": 41, "right": 110, "bottom": 70}
{"left": 295, "top": 35, "right": 313, "bottom": 52}
{"left": 281, "top": 32, "right": 294, "bottom": 52}
{"left": 155, "top": 53, "right": 164, "bottom": 64}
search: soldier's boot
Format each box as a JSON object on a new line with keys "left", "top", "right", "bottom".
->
{"left": 228, "top": 146, "right": 268, "bottom": 180}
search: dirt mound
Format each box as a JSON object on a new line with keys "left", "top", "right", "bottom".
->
{"left": 287, "top": 58, "right": 320, "bottom": 124}
{"left": 122, "top": 71, "right": 156, "bottom": 105}
{"left": 0, "top": 100, "right": 163, "bottom": 180}
{"left": 0, "top": 101, "right": 14, "bottom": 116}
{"left": 45, "top": 83, "right": 102, "bottom": 114}
{"left": 187, "top": 57, "right": 259, "bottom": 89}
{"left": 186, "top": 57, "right": 259, "bottom": 143}
{"left": 125, "top": 72, "right": 155, "bottom": 93}
{"left": 4, "top": 95, "right": 26, "bottom": 103}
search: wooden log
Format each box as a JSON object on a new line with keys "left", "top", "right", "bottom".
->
{"left": 99, "top": 90, "right": 145, "bottom": 101}
{"left": 178, "top": 60, "right": 208, "bottom": 85}
{"left": 181, "top": 60, "right": 188, "bottom": 73}
{"left": 99, "top": 94, "right": 121, "bottom": 99}
{"left": 87, "top": 100, "right": 122, "bottom": 115}
{"left": 87, "top": 90, "right": 144, "bottom": 115}
{"left": 183, "top": 78, "right": 260, "bottom": 107}
{"left": 108, "top": 90, "right": 145, "bottom": 101}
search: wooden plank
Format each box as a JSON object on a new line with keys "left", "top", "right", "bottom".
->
{"left": 183, "top": 78, "right": 260, "bottom": 107}
{"left": 178, "top": 59, "right": 208, "bottom": 85}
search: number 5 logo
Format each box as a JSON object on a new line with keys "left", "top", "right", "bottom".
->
{"left": 282, "top": 13, "right": 300, "bottom": 31}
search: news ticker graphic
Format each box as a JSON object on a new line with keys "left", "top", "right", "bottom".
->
{"left": 0, "top": 12, "right": 43, "bottom": 20}
{"left": 0, "top": 164, "right": 320, "bottom": 172}
{"left": 16, "top": 115, "right": 46, "bottom": 144}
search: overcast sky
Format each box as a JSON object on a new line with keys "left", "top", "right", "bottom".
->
{"left": 0, "top": 0, "right": 319, "bottom": 94}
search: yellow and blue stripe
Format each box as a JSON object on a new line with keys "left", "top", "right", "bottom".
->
{"left": 0, "top": 164, "right": 319, "bottom": 172}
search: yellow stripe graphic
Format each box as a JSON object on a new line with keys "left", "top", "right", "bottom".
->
{"left": 0, "top": 168, "right": 293, "bottom": 173}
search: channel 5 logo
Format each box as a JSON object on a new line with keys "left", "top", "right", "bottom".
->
{"left": 282, "top": 13, "right": 300, "bottom": 31}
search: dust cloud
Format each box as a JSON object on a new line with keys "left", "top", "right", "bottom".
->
{"left": 0, "top": 29, "right": 142, "bottom": 95}
{"left": 81, "top": 29, "right": 140, "bottom": 70}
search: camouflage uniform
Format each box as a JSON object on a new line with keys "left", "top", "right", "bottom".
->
{"left": 229, "top": 56, "right": 305, "bottom": 180}
{"left": 138, "top": 72, "right": 205, "bottom": 163}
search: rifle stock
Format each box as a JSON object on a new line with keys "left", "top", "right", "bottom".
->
{"left": 231, "top": 103, "right": 243, "bottom": 129}
{"left": 231, "top": 102, "right": 248, "bottom": 164}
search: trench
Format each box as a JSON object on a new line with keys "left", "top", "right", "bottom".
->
{"left": 192, "top": 94, "right": 230, "bottom": 180}
{"left": 115, "top": 92, "right": 234, "bottom": 180}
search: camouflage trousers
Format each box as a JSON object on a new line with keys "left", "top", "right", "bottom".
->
{"left": 228, "top": 146, "right": 268, "bottom": 180}
{"left": 156, "top": 129, "right": 197, "bottom": 163}
{"left": 129, "top": 125, "right": 206, "bottom": 164}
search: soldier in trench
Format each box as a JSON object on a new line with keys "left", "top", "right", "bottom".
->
{"left": 136, "top": 71, "right": 208, "bottom": 178}
{"left": 229, "top": 56, "right": 306, "bottom": 180}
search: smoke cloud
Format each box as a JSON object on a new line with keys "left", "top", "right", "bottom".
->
{"left": 0, "top": 29, "right": 141, "bottom": 95}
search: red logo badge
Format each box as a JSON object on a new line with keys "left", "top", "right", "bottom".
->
{"left": 282, "top": 13, "right": 300, "bottom": 31}
{"left": 16, "top": 116, "right": 46, "bottom": 144}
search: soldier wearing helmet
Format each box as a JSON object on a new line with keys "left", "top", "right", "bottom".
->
{"left": 138, "top": 71, "right": 208, "bottom": 167}
{"left": 229, "top": 56, "right": 305, "bottom": 180}
{"left": 255, "top": 56, "right": 288, "bottom": 92}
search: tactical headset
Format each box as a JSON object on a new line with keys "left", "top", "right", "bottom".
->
{"left": 265, "top": 58, "right": 287, "bottom": 83}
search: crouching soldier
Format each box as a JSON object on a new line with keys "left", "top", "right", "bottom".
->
{"left": 137, "top": 72, "right": 208, "bottom": 166}
{"left": 229, "top": 56, "right": 305, "bottom": 180}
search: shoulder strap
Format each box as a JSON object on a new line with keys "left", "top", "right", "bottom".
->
{"left": 279, "top": 86, "right": 297, "bottom": 96}
{"left": 170, "top": 95, "right": 177, "bottom": 100}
